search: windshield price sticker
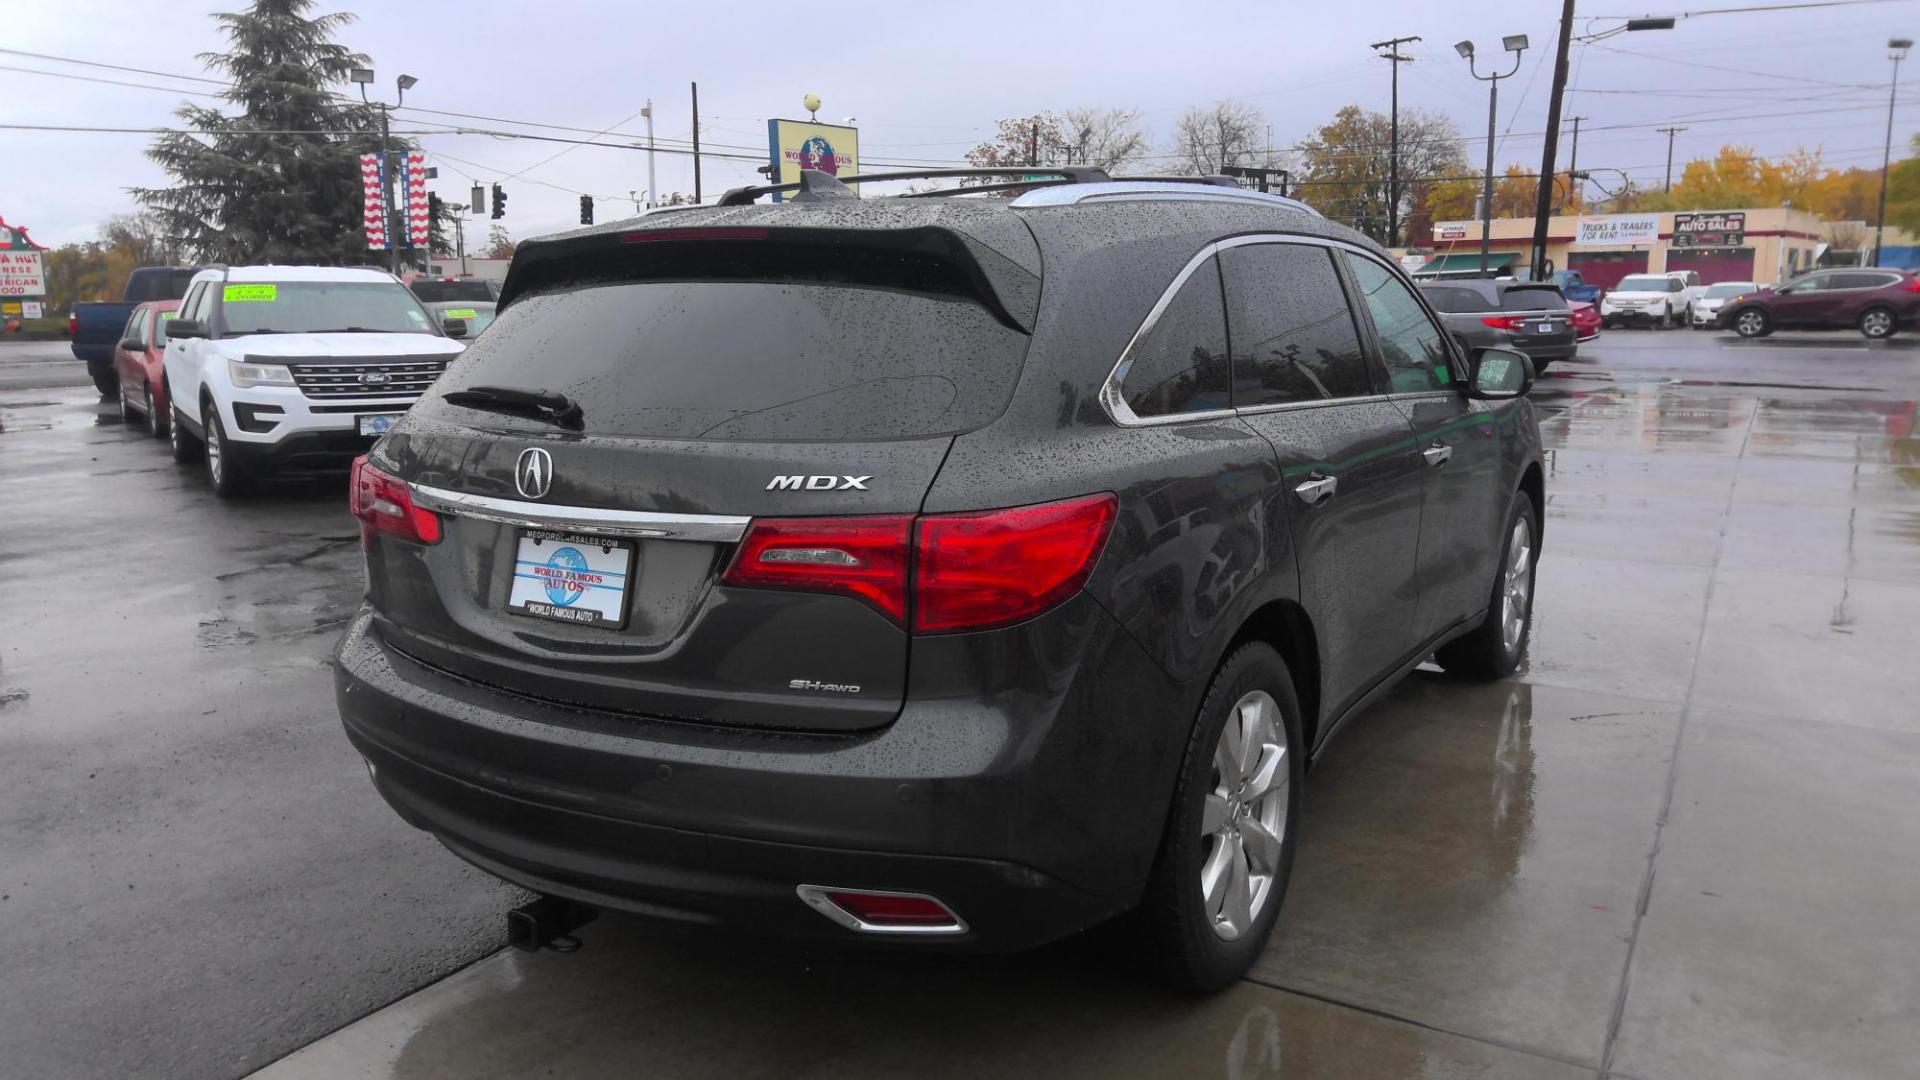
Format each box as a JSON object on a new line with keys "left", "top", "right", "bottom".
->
{"left": 445, "top": 308, "right": 478, "bottom": 319}
{"left": 223, "top": 284, "right": 278, "bottom": 302}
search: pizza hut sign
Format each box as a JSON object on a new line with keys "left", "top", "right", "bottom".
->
{"left": 1672, "top": 211, "right": 1746, "bottom": 249}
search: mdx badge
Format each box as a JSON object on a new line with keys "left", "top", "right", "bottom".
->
{"left": 767, "top": 475, "right": 871, "bottom": 491}
{"left": 515, "top": 447, "right": 553, "bottom": 499}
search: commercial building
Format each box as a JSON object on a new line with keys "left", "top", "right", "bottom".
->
{"left": 1416, "top": 207, "right": 1824, "bottom": 288}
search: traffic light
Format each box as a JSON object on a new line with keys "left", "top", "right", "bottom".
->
{"left": 579, "top": 195, "right": 594, "bottom": 225}
{"left": 490, "top": 183, "right": 506, "bottom": 220}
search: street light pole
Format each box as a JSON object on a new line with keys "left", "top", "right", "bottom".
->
{"left": 1458, "top": 36, "right": 1528, "bottom": 276}
{"left": 643, "top": 101, "right": 657, "bottom": 210}
{"left": 1874, "top": 38, "right": 1913, "bottom": 267}
{"left": 354, "top": 69, "right": 418, "bottom": 275}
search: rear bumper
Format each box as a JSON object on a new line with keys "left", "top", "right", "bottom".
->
{"left": 333, "top": 602, "right": 1169, "bottom": 950}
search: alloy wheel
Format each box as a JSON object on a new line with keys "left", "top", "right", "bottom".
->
{"left": 1200, "top": 690, "right": 1290, "bottom": 942}
{"left": 1863, "top": 310, "right": 1894, "bottom": 338}
{"left": 1736, "top": 310, "right": 1766, "bottom": 337}
{"left": 206, "top": 416, "right": 224, "bottom": 485}
{"left": 1501, "top": 517, "right": 1534, "bottom": 653}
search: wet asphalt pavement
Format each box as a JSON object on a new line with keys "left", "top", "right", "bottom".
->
{"left": 4, "top": 329, "right": 1918, "bottom": 1079}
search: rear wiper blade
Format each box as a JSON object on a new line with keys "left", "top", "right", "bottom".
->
{"left": 441, "top": 384, "right": 584, "bottom": 429}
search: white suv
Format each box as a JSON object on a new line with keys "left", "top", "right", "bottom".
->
{"left": 162, "top": 266, "right": 466, "bottom": 496}
{"left": 1599, "top": 272, "right": 1693, "bottom": 329}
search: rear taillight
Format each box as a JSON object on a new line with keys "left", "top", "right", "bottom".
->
{"left": 1903, "top": 278, "right": 1920, "bottom": 293}
{"left": 721, "top": 515, "right": 913, "bottom": 622}
{"left": 68, "top": 313, "right": 78, "bottom": 337}
{"left": 349, "top": 455, "right": 442, "bottom": 548}
{"left": 719, "top": 493, "right": 1118, "bottom": 634}
{"left": 1481, "top": 315, "right": 1526, "bottom": 330}
{"left": 913, "top": 494, "right": 1117, "bottom": 634}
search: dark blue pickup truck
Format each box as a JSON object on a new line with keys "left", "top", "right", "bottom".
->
{"left": 70, "top": 266, "right": 198, "bottom": 395}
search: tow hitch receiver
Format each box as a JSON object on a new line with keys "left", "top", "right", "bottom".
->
{"left": 507, "top": 895, "right": 598, "bottom": 953}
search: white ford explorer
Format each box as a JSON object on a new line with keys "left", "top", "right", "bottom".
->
{"left": 161, "top": 266, "right": 467, "bottom": 497}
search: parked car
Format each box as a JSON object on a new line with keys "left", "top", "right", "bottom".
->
{"left": 422, "top": 300, "right": 496, "bottom": 337}
{"left": 1691, "top": 281, "right": 1759, "bottom": 329}
{"left": 162, "top": 266, "right": 467, "bottom": 497}
{"left": 111, "top": 300, "right": 181, "bottom": 437}
{"left": 1719, "top": 268, "right": 1920, "bottom": 339}
{"left": 1664, "top": 268, "right": 1707, "bottom": 315}
{"left": 1570, "top": 300, "right": 1602, "bottom": 341}
{"left": 334, "top": 172, "right": 1546, "bottom": 991}
{"left": 1418, "top": 279, "right": 1577, "bottom": 370}
{"left": 408, "top": 277, "right": 498, "bottom": 304}
{"left": 1598, "top": 273, "right": 1691, "bottom": 328}
{"left": 69, "top": 266, "right": 198, "bottom": 395}
{"left": 1550, "top": 269, "right": 1604, "bottom": 305}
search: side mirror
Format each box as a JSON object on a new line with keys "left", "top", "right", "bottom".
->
{"left": 442, "top": 317, "right": 468, "bottom": 339}
{"left": 119, "top": 337, "right": 146, "bottom": 352}
{"left": 166, "top": 319, "right": 208, "bottom": 340}
{"left": 1466, "top": 347, "right": 1535, "bottom": 399}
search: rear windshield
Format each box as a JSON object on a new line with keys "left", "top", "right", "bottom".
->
{"left": 425, "top": 281, "right": 1031, "bottom": 441}
{"left": 128, "top": 269, "right": 197, "bottom": 303}
{"left": 412, "top": 280, "right": 496, "bottom": 302}
{"left": 1616, "top": 275, "right": 1670, "bottom": 292}
{"left": 1704, "top": 283, "right": 1751, "bottom": 298}
{"left": 1499, "top": 285, "right": 1569, "bottom": 311}
{"left": 1419, "top": 285, "right": 1492, "bottom": 313}
{"left": 218, "top": 281, "right": 437, "bottom": 336}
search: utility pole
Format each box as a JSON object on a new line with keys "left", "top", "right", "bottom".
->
{"left": 1658, "top": 126, "right": 1688, "bottom": 191}
{"left": 1029, "top": 117, "right": 1040, "bottom": 168}
{"left": 1565, "top": 115, "right": 1587, "bottom": 207}
{"left": 1371, "top": 35, "right": 1420, "bottom": 248}
{"left": 1528, "top": 0, "right": 1576, "bottom": 280}
{"left": 643, "top": 100, "right": 657, "bottom": 209}
{"left": 691, "top": 82, "right": 702, "bottom": 204}
{"left": 447, "top": 205, "right": 468, "bottom": 278}
{"left": 1873, "top": 39, "right": 1912, "bottom": 267}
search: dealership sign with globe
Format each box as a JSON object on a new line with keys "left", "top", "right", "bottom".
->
{"left": 766, "top": 118, "right": 861, "bottom": 201}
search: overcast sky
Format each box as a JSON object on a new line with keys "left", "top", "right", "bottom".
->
{"left": 4, "top": 0, "right": 1917, "bottom": 247}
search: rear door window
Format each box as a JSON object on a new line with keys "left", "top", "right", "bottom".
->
{"left": 1116, "top": 258, "right": 1232, "bottom": 419}
{"left": 1342, "top": 254, "right": 1455, "bottom": 394}
{"left": 430, "top": 280, "right": 1036, "bottom": 441}
{"left": 1220, "top": 243, "right": 1372, "bottom": 406}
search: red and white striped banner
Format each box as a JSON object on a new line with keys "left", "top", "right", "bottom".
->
{"left": 360, "top": 152, "right": 388, "bottom": 250}
{"left": 405, "top": 151, "right": 430, "bottom": 248}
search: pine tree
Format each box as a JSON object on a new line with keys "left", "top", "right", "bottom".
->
{"left": 133, "top": 0, "right": 394, "bottom": 265}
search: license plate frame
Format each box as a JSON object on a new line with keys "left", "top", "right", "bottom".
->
{"left": 357, "top": 413, "right": 404, "bottom": 436}
{"left": 507, "top": 530, "right": 634, "bottom": 629}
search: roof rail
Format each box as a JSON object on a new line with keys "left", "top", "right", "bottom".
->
{"left": 1009, "top": 181, "right": 1323, "bottom": 217}
{"left": 716, "top": 165, "right": 1112, "bottom": 206}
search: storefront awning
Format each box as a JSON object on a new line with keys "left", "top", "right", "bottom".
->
{"left": 1412, "top": 252, "right": 1518, "bottom": 277}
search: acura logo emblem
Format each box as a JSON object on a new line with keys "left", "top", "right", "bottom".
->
{"left": 515, "top": 447, "right": 553, "bottom": 500}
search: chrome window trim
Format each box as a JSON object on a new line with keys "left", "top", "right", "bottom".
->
{"left": 409, "top": 483, "right": 750, "bottom": 542}
{"left": 1102, "top": 234, "right": 1441, "bottom": 428}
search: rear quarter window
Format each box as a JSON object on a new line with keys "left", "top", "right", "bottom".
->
{"left": 427, "top": 280, "right": 1034, "bottom": 441}
{"left": 1116, "top": 258, "right": 1231, "bottom": 419}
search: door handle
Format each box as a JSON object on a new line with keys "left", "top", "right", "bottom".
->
{"left": 1423, "top": 442, "right": 1453, "bottom": 467}
{"left": 1294, "top": 474, "right": 1338, "bottom": 506}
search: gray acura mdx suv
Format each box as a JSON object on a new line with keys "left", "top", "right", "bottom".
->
{"left": 336, "top": 168, "right": 1544, "bottom": 990}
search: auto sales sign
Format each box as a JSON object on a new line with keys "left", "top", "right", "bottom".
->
{"left": 1574, "top": 214, "right": 1661, "bottom": 246}
{"left": 0, "top": 251, "right": 45, "bottom": 297}
{"left": 1672, "top": 211, "right": 1745, "bottom": 248}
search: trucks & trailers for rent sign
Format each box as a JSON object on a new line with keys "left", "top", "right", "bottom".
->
{"left": 1574, "top": 214, "right": 1660, "bottom": 246}
{"left": 0, "top": 251, "right": 46, "bottom": 297}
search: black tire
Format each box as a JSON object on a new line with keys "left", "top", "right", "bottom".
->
{"left": 169, "top": 403, "right": 202, "bottom": 463}
{"left": 1859, "top": 306, "right": 1897, "bottom": 340}
{"left": 88, "top": 358, "right": 119, "bottom": 398}
{"left": 203, "top": 408, "right": 252, "bottom": 498}
{"left": 1142, "top": 642, "right": 1305, "bottom": 992}
{"left": 146, "top": 384, "right": 169, "bottom": 439}
{"left": 117, "top": 379, "right": 142, "bottom": 428}
{"left": 1732, "top": 307, "right": 1771, "bottom": 339}
{"left": 1436, "top": 498, "right": 1539, "bottom": 680}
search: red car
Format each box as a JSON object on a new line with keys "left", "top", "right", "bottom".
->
{"left": 113, "top": 300, "right": 180, "bottom": 437}
{"left": 1570, "top": 301, "right": 1601, "bottom": 341}
{"left": 1720, "top": 267, "right": 1920, "bottom": 339}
